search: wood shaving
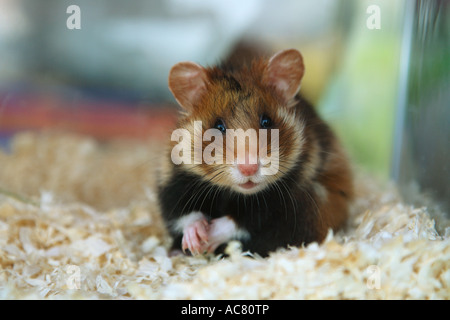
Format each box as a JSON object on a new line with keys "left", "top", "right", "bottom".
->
{"left": 0, "top": 132, "right": 448, "bottom": 299}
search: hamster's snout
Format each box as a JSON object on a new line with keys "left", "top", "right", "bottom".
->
{"left": 232, "top": 155, "right": 265, "bottom": 194}
{"left": 237, "top": 163, "right": 259, "bottom": 177}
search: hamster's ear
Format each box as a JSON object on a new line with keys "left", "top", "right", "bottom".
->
{"left": 168, "top": 62, "right": 208, "bottom": 112}
{"left": 263, "top": 49, "right": 304, "bottom": 103}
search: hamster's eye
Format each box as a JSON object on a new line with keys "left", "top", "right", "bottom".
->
{"left": 260, "top": 114, "right": 272, "bottom": 128}
{"left": 214, "top": 119, "right": 226, "bottom": 134}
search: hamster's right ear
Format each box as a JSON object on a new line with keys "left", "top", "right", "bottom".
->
{"left": 168, "top": 62, "right": 208, "bottom": 112}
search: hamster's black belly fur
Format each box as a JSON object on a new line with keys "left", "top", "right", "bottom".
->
{"left": 159, "top": 166, "right": 321, "bottom": 257}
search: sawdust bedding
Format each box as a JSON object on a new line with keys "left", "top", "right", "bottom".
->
{"left": 0, "top": 132, "right": 448, "bottom": 300}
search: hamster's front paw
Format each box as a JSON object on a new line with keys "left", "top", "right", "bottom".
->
{"left": 181, "top": 217, "right": 209, "bottom": 255}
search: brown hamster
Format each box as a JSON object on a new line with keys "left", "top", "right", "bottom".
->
{"left": 157, "top": 49, "right": 353, "bottom": 257}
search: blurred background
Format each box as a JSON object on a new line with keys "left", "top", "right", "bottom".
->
{"left": 0, "top": 0, "right": 448, "bottom": 215}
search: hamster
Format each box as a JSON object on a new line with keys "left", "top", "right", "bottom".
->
{"left": 157, "top": 49, "right": 353, "bottom": 257}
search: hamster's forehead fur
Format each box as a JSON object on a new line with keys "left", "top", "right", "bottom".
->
{"left": 179, "top": 58, "right": 296, "bottom": 130}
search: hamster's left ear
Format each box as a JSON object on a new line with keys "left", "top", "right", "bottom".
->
{"left": 263, "top": 49, "right": 305, "bottom": 103}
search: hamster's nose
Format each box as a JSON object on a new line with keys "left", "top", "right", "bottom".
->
{"left": 237, "top": 163, "right": 259, "bottom": 177}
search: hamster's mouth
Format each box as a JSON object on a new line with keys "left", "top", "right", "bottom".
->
{"left": 238, "top": 181, "right": 258, "bottom": 190}
{"left": 236, "top": 180, "right": 267, "bottom": 195}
